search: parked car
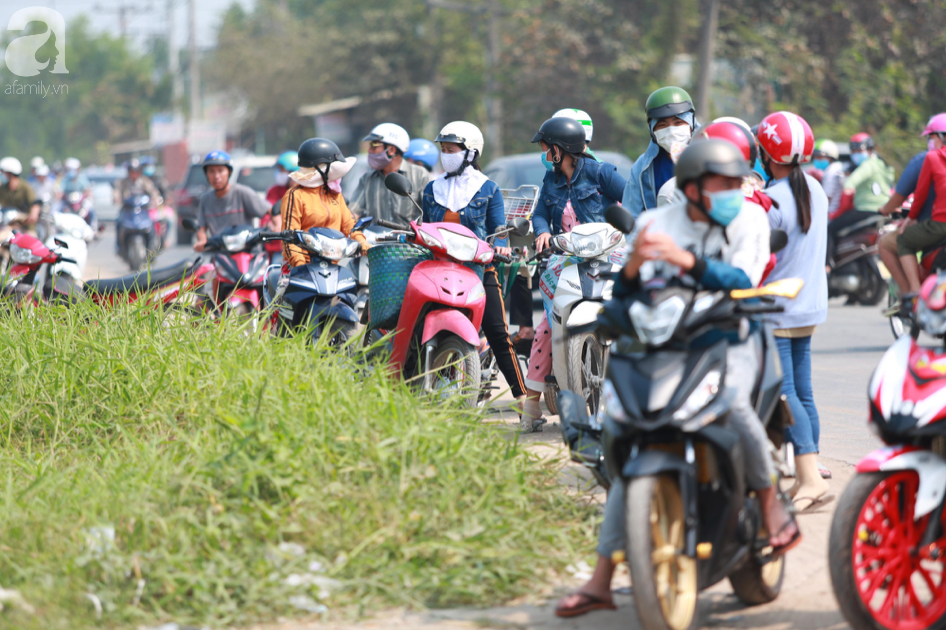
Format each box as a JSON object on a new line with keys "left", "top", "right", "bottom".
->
{"left": 232, "top": 155, "right": 278, "bottom": 201}
{"left": 483, "top": 151, "right": 634, "bottom": 190}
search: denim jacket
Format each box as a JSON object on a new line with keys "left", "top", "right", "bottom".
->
{"left": 622, "top": 141, "right": 662, "bottom": 218}
{"left": 531, "top": 158, "right": 627, "bottom": 237}
{"left": 422, "top": 178, "right": 507, "bottom": 245}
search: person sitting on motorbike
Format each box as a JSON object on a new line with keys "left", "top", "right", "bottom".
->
{"left": 809, "top": 139, "right": 845, "bottom": 214}
{"left": 116, "top": 158, "right": 161, "bottom": 208}
{"left": 266, "top": 151, "right": 300, "bottom": 233}
{"left": 348, "top": 123, "right": 429, "bottom": 225}
{"left": 622, "top": 86, "right": 697, "bottom": 217}
{"left": 280, "top": 138, "right": 367, "bottom": 268}
{"left": 27, "top": 156, "right": 45, "bottom": 186}
{"left": 404, "top": 138, "right": 439, "bottom": 173}
{"left": 826, "top": 133, "right": 894, "bottom": 267}
{"left": 420, "top": 121, "right": 527, "bottom": 408}
{"left": 0, "top": 157, "right": 42, "bottom": 227}
{"left": 59, "top": 157, "right": 92, "bottom": 199}
{"left": 892, "top": 117, "right": 946, "bottom": 295}
{"left": 518, "top": 116, "right": 627, "bottom": 433}
{"left": 878, "top": 114, "right": 944, "bottom": 301}
{"left": 194, "top": 151, "right": 270, "bottom": 252}
{"left": 139, "top": 156, "right": 169, "bottom": 199}
{"left": 30, "top": 164, "right": 57, "bottom": 206}
{"left": 556, "top": 139, "right": 799, "bottom": 618}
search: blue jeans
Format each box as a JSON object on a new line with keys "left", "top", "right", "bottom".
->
{"left": 776, "top": 336, "right": 820, "bottom": 456}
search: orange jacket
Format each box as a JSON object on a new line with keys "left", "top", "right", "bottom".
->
{"left": 280, "top": 186, "right": 367, "bottom": 267}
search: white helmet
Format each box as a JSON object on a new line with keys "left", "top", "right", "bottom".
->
{"left": 553, "top": 108, "right": 594, "bottom": 142}
{"left": 436, "top": 121, "right": 485, "bottom": 155}
{"left": 0, "top": 157, "right": 23, "bottom": 176}
{"left": 363, "top": 123, "right": 410, "bottom": 154}
{"left": 35, "top": 164, "right": 50, "bottom": 177}
{"left": 30, "top": 156, "right": 45, "bottom": 169}
{"left": 64, "top": 157, "right": 81, "bottom": 170}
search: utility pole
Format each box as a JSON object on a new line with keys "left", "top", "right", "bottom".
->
{"left": 188, "top": 0, "right": 201, "bottom": 122}
{"left": 167, "top": 0, "right": 183, "bottom": 113}
{"left": 93, "top": 2, "right": 150, "bottom": 38}
{"left": 695, "top": 0, "right": 720, "bottom": 118}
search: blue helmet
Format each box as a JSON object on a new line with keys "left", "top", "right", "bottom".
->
{"left": 405, "top": 138, "right": 438, "bottom": 171}
{"left": 276, "top": 151, "right": 299, "bottom": 172}
{"left": 202, "top": 150, "right": 232, "bottom": 173}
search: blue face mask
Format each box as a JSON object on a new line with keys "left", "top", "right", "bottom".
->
{"left": 541, "top": 150, "right": 554, "bottom": 172}
{"left": 812, "top": 158, "right": 830, "bottom": 171}
{"left": 752, "top": 159, "right": 770, "bottom": 185}
{"left": 851, "top": 151, "right": 868, "bottom": 166}
{"left": 706, "top": 188, "right": 744, "bottom": 226}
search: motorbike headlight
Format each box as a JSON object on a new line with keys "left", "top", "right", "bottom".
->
{"left": 223, "top": 231, "right": 251, "bottom": 252}
{"left": 438, "top": 229, "right": 478, "bottom": 262}
{"left": 343, "top": 240, "right": 362, "bottom": 258}
{"left": 466, "top": 281, "right": 486, "bottom": 305}
{"left": 602, "top": 379, "right": 627, "bottom": 423}
{"left": 672, "top": 370, "right": 721, "bottom": 421}
{"left": 418, "top": 230, "right": 443, "bottom": 251}
{"left": 570, "top": 230, "right": 606, "bottom": 258}
{"left": 315, "top": 234, "right": 347, "bottom": 260}
{"left": 629, "top": 296, "right": 686, "bottom": 345}
{"left": 300, "top": 232, "right": 322, "bottom": 255}
{"left": 9, "top": 243, "right": 43, "bottom": 264}
{"left": 553, "top": 234, "right": 572, "bottom": 254}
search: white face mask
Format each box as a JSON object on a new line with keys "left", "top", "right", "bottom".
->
{"left": 274, "top": 170, "right": 289, "bottom": 186}
{"left": 440, "top": 150, "right": 467, "bottom": 174}
{"left": 654, "top": 125, "right": 692, "bottom": 162}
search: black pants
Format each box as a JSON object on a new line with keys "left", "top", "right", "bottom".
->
{"left": 509, "top": 273, "right": 534, "bottom": 327}
{"left": 483, "top": 266, "right": 526, "bottom": 398}
{"left": 827, "top": 210, "right": 877, "bottom": 266}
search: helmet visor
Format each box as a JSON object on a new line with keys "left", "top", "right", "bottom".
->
{"left": 647, "top": 101, "right": 695, "bottom": 121}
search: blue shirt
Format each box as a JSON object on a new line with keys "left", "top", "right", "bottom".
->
{"left": 896, "top": 151, "right": 936, "bottom": 222}
{"left": 532, "top": 158, "right": 626, "bottom": 236}
{"left": 652, "top": 150, "right": 675, "bottom": 193}
{"left": 421, "top": 178, "right": 507, "bottom": 245}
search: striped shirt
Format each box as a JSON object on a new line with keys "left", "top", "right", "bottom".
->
{"left": 347, "top": 160, "right": 429, "bottom": 224}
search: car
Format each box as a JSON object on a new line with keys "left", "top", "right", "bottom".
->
{"left": 483, "top": 150, "right": 634, "bottom": 190}
{"left": 232, "top": 155, "right": 278, "bottom": 201}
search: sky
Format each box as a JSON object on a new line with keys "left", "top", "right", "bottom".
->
{"left": 0, "top": 0, "right": 256, "bottom": 50}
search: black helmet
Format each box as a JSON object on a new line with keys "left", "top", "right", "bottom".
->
{"left": 675, "top": 139, "right": 750, "bottom": 189}
{"left": 531, "top": 117, "right": 587, "bottom": 154}
{"left": 298, "top": 138, "right": 345, "bottom": 168}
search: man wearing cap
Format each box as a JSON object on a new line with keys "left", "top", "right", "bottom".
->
{"left": 348, "top": 123, "right": 429, "bottom": 224}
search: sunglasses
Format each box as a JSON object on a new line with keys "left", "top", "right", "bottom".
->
{"left": 369, "top": 141, "right": 386, "bottom": 150}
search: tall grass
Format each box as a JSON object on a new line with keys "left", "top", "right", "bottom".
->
{"left": 0, "top": 302, "right": 595, "bottom": 628}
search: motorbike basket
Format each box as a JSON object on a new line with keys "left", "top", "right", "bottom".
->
{"left": 367, "top": 242, "right": 433, "bottom": 329}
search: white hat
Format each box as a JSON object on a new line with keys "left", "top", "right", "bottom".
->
{"left": 30, "top": 156, "right": 45, "bottom": 169}
{"left": 436, "top": 121, "right": 485, "bottom": 154}
{"left": 64, "top": 157, "right": 81, "bottom": 170}
{"left": 363, "top": 123, "right": 410, "bottom": 154}
{"left": 289, "top": 156, "right": 357, "bottom": 188}
{"left": 35, "top": 164, "right": 50, "bottom": 177}
{"left": 0, "top": 157, "right": 23, "bottom": 176}
{"left": 553, "top": 108, "right": 594, "bottom": 142}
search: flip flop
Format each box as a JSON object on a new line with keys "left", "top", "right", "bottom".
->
{"left": 793, "top": 493, "right": 835, "bottom": 515}
{"left": 517, "top": 416, "right": 547, "bottom": 434}
{"left": 769, "top": 520, "right": 802, "bottom": 557}
{"left": 554, "top": 591, "right": 617, "bottom": 618}
{"left": 817, "top": 461, "right": 832, "bottom": 479}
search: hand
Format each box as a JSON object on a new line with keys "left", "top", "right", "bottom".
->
{"left": 634, "top": 226, "right": 696, "bottom": 269}
{"left": 495, "top": 246, "right": 512, "bottom": 257}
{"left": 534, "top": 232, "right": 552, "bottom": 253}
{"left": 360, "top": 240, "right": 370, "bottom": 253}
{"left": 194, "top": 240, "right": 205, "bottom": 252}
{"left": 899, "top": 218, "right": 915, "bottom": 235}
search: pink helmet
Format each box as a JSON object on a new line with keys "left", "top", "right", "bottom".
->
{"left": 922, "top": 113, "right": 946, "bottom": 136}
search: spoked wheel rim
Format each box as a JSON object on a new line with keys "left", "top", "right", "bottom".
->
{"left": 429, "top": 348, "right": 469, "bottom": 399}
{"left": 853, "top": 471, "right": 946, "bottom": 630}
{"left": 650, "top": 476, "right": 698, "bottom": 630}
{"left": 579, "top": 337, "right": 604, "bottom": 416}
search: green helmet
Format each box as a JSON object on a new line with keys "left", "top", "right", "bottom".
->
{"left": 645, "top": 86, "right": 695, "bottom": 121}
{"left": 813, "top": 139, "right": 839, "bottom": 160}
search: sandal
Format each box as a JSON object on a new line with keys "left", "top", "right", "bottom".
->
{"left": 817, "top": 460, "right": 832, "bottom": 479}
{"left": 793, "top": 493, "right": 835, "bottom": 515}
{"left": 517, "top": 416, "right": 547, "bottom": 434}
{"left": 554, "top": 591, "right": 616, "bottom": 618}
{"left": 769, "top": 519, "right": 802, "bottom": 557}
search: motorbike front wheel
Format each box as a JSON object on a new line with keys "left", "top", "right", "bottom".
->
{"left": 855, "top": 257, "right": 886, "bottom": 306}
{"left": 422, "top": 337, "right": 481, "bottom": 409}
{"left": 567, "top": 332, "right": 605, "bottom": 418}
{"left": 626, "top": 474, "right": 699, "bottom": 630}
{"left": 127, "top": 234, "right": 146, "bottom": 272}
{"left": 829, "top": 471, "right": 946, "bottom": 630}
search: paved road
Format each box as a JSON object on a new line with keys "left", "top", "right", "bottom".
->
{"left": 83, "top": 223, "right": 194, "bottom": 281}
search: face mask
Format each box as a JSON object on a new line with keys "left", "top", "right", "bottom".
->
{"left": 440, "top": 150, "right": 467, "bottom": 174}
{"left": 812, "top": 158, "right": 830, "bottom": 171}
{"left": 929, "top": 137, "right": 942, "bottom": 152}
{"left": 541, "top": 151, "right": 554, "bottom": 172}
{"left": 705, "top": 188, "right": 743, "bottom": 226}
{"left": 66, "top": 168, "right": 77, "bottom": 176}
{"left": 143, "top": 166, "right": 156, "bottom": 177}
{"left": 850, "top": 151, "right": 868, "bottom": 166}
{"left": 653, "top": 125, "right": 691, "bottom": 162}
{"left": 367, "top": 150, "right": 393, "bottom": 171}
{"left": 274, "top": 170, "right": 290, "bottom": 186}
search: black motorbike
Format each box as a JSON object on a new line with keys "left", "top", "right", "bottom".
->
{"left": 828, "top": 212, "right": 887, "bottom": 305}
{"left": 558, "top": 205, "right": 798, "bottom": 630}
{"left": 116, "top": 194, "right": 160, "bottom": 272}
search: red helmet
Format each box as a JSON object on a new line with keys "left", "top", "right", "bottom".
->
{"left": 693, "top": 121, "right": 757, "bottom": 165}
{"left": 757, "top": 111, "right": 815, "bottom": 165}
{"left": 850, "top": 132, "right": 875, "bottom": 152}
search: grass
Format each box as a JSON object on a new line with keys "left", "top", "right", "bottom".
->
{"left": 0, "top": 301, "right": 596, "bottom": 629}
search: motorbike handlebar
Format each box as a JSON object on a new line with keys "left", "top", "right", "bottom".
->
{"left": 735, "top": 302, "right": 785, "bottom": 315}
{"left": 374, "top": 219, "right": 410, "bottom": 230}
{"left": 374, "top": 235, "right": 406, "bottom": 243}
{"left": 259, "top": 230, "right": 295, "bottom": 242}
{"left": 59, "top": 257, "right": 77, "bottom": 265}
{"left": 527, "top": 248, "right": 552, "bottom": 263}
{"left": 492, "top": 253, "right": 513, "bottom": 264}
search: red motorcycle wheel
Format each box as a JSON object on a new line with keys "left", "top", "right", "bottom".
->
{"left": 831, "top": 471, "right": 946, "bottom": 630}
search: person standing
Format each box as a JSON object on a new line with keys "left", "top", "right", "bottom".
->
{"left": 348, "top": 123, "right": 429, "bottom": 224}
{"left": 757, "top": 111, "right": 831, "bottom": 508}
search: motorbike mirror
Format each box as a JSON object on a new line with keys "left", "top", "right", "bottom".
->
{"left": 605, "top": 204, "right": 635, "bottom": 234}
{"left": 352, "top": 216, "right": 373, "bottom": 231}
{"left": 384, "top": 172, "right": 413, "bottom": 197}
{"left": 512, "top": 218, "right": 531, "bottom": 237}
{"left": 731, "top": 277, "right": 804, "bottom": 301}
{"left": 54, "top": 237, "right": 69, "bottom": 249}
{"left": 181, "top": 218, "right": 199, "bottom": 232}
{"left": 769, "top": 229, "right": 788, "bottom": 254}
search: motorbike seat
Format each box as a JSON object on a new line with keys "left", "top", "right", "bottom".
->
{"left": 83, "top": 260, "right": 195, "bottom": 295}
{"left": 836, "top": 215, "right": 887, "bottom": 239}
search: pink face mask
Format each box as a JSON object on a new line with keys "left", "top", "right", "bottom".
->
{"left": 930, "top": 138, "right": 940, "bottom": 152}
{"left": 327, "top": 179, "right": 342, "bottom": 194}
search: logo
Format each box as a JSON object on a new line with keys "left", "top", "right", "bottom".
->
{"left": 761, "top": 121, "right": 782, "bottom": 145}
{"left": 4, "top": 7, "right": 68, "bottom": 77}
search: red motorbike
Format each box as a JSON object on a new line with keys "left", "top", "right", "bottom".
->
{"left": 830, "top": 270, "right": 946, "bottom": 630}
{"left": 198, "top": 223, "right": 268, "bottom": 316}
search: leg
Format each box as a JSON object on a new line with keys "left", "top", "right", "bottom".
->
{"left": 509, "top": 274, "right": 534, "bottom": 330}
{"left": 520, "top": 316, "right": 552, "bottom": 429}
{"left": 791, "top": 336, "right": 820, "bottom": 449}
{"left": 879, "top": 231, "right": 909, "bottom": 295}
{"left": 776, "top": 337, "right": 816, "bottom": 458}
{"left": 897, "top": 219, "right": 946, "bottom": 294}
{"left": 481, "top": 267, "right": 526, "bottom": 399}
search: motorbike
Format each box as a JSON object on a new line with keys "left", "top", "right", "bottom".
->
{"left": 829, "top": 210, "right": 887, "bottom": 306}
{"left": 117, "top": 194, "right": 165, "bottom": 272}
{"left": 46, "top": 211, "right": 94, "bottom": 283}
{"left": 261, "top": 224, "right": 365, "bottom": 346}
{"left": 368, "top": 173, "right": 513, "bottom": 408}
{"left": 830, "top": 271, "right": 946, "bottom": 630}
{"left": 195, "top": 222, "right": 269, "bottom": 317}
{"left": 530, "top": 221, "right": 625, "bottom": 418}
{"left": 59, "top": 190, "right": 98, "bottom": 231}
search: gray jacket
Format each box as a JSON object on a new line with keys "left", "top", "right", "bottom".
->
{"left": 348, "top": 160, "right": 429, "bottom": 224}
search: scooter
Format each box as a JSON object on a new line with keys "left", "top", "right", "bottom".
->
{"left": 829, "top": 211, "right": 887, "bottom": 305}
{"left": 261, "top": 224, "right": 365, "bottom": 346}
{"left": 531, "top": 222, "right": 625, "bottom": 417}
{"left": 199, "top": 223, "right": 268, "bottom": 317}
{"left": 369, "top": 173, "right": 512, "bottom": 408}
{"left": 59, "top": 190, "right": 98, "bottom": 232}
{"left": 829, "top": 270, "right": 946, "bottom": 630}
{"left": 45, "top": 211, "right": 94, "bottom": 283}
{"left": 117, "top": 194, "right": 164, "bottom": 272}
{"left": 558, "top": 206, "right": 799, "bottom": 630}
